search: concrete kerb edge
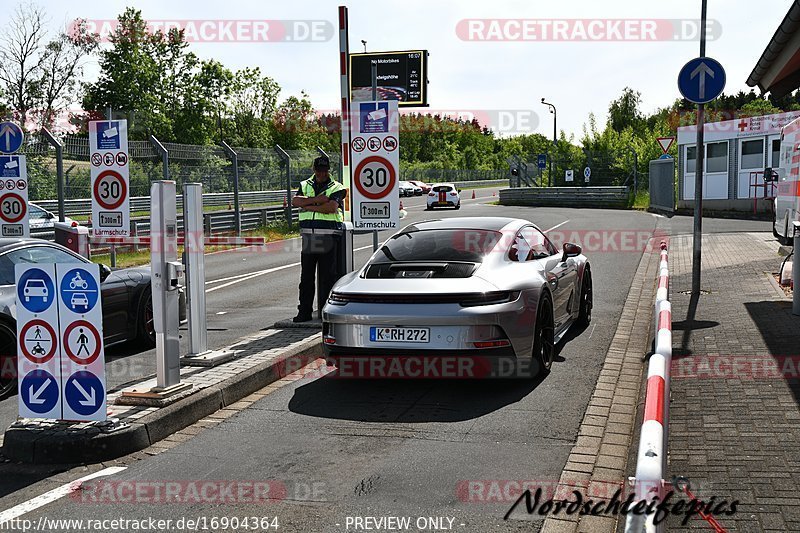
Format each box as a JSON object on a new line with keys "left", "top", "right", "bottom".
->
{"left": 541, "top": 244, "right": 658, "bottom": 533}
{"left": 1, "top": 334, "right": 322, "bottom": 464}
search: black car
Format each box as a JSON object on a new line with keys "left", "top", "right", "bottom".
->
{"left": 0, "top": 239, "right": 185, "bottom": 398}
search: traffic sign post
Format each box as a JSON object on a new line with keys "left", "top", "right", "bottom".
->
{"left": 57, "top": 264, "right": 106, "bottom": 421}
{"left": 15, "top": 264, "right": 62, "bottom": 419}
{"left": 584, "top": 166, "right": 591, "bottom": 183}
{"left": 0, "top": 122, "right": 24, "bottom": 154}
{"left": 537, "top": 154, "right": 547, "bottom": 170}
{"left": 657, "top": 137, "right": 675, "bottom": 154}
{"left": 0, "top": 155, "right": 29, "bottom": 238}
{"left": 678, "top": 57, "right": 726, "bottom": 105}
{"left": 351, "top": 100, "right": 400, "bottom": 230}
{"left": 89, "top": 120, "right": 130, "bottom": 237}
{"left": 565, "top": 169, "right": 574, "bottom": 182}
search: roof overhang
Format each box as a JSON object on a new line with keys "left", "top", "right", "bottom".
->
{"left": 747, "top": 0, "right": 800, "bottom": 98}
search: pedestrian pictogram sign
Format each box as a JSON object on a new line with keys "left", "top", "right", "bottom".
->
{"left": 0, "top": 155, "right": 29, "bottom": 238}
{"left": 351, "top": 100, "right": 400, "bottom": 230}
{"left": 15, "top": 264, "right": 106, "bottom": 421}
{"left": 90, "top": 120, "right": 130, "bottom": 238}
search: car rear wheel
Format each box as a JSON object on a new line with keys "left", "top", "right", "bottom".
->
{"left": 533, "top": 293, "right": 555, "bottom": 376}
{"left": 577, "top": 268, "right": 593, "bottom": 327}
{"left": 0, "top": 320, "right": 18, "bottom": 399}
{"left": 136, "top": 290, "right": 156, "bottom": 348}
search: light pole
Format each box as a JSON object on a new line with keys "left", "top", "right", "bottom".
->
{"left": 541, "top": 98, "right": 557, "bottom": 186}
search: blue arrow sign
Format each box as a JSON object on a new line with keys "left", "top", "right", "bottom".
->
{"left": 0, "top": 122, "right": 23, "bottom": 154}
{"left": 678, "top": 57, "right": 726, "bottom": 104}
{"left": 537, "top": 154, "right": 547, "bottom": 169}
{"left": 20, "top": 369, "right": 59, "bottom": 414}
{"left": 64, "top": 371, "right": 105, "bottom": 416}
{"left": 17, "top": 268, "right": 55, "bottom": 313}
{"left": 60, "top": 267, "right": 99, "bottom": 314}
{"left": 659, "top": 154, "right": 674, "bottom": 160}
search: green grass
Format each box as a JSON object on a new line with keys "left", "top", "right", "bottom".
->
{"left": 630, "top": 190, "right": 650, "bottom": 210}
{"left": 90, "top": 219, "right": 300, "bottom": 269}
{"left": 73, "top": 201, "right": 285, "bottom": 223}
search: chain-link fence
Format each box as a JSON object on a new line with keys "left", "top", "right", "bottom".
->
{"left": 401, "top": 168, "right": 502, "bottom": 183}
{"left": 509, "top": 148, "right": 642, "bottom": 192}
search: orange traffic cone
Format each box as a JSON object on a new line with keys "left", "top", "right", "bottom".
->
{"left": 399, "top": 200, "right": 404, "bottom": 210}
{"left": 471, "top": 190, "right": 476, "bottom": 199}
{"left": 283, "top": 195, "right": 287, "bottom": 208}
{"left": 492, "top": 191, "right": 497, "bottom": 197}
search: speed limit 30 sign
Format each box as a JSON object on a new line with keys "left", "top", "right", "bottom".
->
{"left": 89, "top": 120, "right": 130, "bottom": 237}
{"left": 351, "top": 101, "right": 400, "bottom": 229}
{"left": 0, "top": 155, "right": 29, "bottom": 238}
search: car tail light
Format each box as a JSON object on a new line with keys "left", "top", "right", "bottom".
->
{"left": 473, "top": 340, "right": 511, "bottom": 349}
{"left": 323, "top": 336, "right": 336, "bottom": 344}
{"left": 428, "top": 192, "right": 436, "bottom": 196}
{"left": 449, "top": 191, "right": 457, "bottom": 196}
{"left": 459, "top": 291, "right": 520, "bottom": 307}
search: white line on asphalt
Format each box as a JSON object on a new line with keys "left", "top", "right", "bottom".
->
{"left": 204, "top": 245, "right": 376, "bottom": 293}
{"left": 544, "top": 220, "right": 570, "bottom": 233}
{"left": 0, "top": 466, "right": 126, "bottom": 522}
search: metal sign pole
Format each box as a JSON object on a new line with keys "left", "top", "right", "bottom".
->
{"left": 692, "top": 0, "right": 708, "bottom": 296}
{"left": 184, "top": 183, "right": 207, "bottom": 355}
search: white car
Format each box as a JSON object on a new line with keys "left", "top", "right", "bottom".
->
{"left": 426, "top": 183, "right": 461, "bottom": 210}
{"left": 28, "top": 203, "right": 76, "bottom": 230}
{"left": 399, "top": 181, "right": 421, "bottom": 197}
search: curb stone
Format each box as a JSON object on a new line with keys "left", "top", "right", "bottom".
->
{"left": 2, "top": 332, "right": 321, "bottom": 464}
{"left": 541, "top": 244, "right": 658, "bottom": 533}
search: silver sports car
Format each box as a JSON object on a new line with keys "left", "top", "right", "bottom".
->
{"left": 322, "top": 217, "right": 592, "bottom": 378}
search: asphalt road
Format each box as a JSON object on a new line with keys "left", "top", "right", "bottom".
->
{"left": 0, "top": 192, "right": 775, "bottom": 532}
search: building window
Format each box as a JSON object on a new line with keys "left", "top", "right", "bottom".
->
{"left": 740, "top": 139, "right": 763, "bottom": 169}
{"left": 706, "top": 142, "right": 728, "bottom": 173}
{"left": 772, "top": 139, "right": 781, "bottom": 167}
{"left": 686, "top": 146, "right": 696, "bottom": 173}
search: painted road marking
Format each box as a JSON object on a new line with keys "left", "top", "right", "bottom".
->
{"left": 544, "top": 220, "right": 570, "bottom": 233}
{"left": 0, "top": 466, "right": 126, "bottom": 523}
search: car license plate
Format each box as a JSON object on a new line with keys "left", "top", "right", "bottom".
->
{"left": 370, "top": 327, "right": 429, "bottom": 343}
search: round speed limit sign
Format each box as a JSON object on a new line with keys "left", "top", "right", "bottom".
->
{"left": 354, "top": 156, "right": 396, "bottom": 200}
{"left": 93, "top": 169, "right": 127, "bottom": 210}
{"left": 0, "top": 193, "right": 26, "bottom": 223}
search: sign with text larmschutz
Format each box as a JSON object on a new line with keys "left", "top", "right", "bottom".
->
{"left": 351, "top": 101, "right": 400, "bottom": 230}
{"left": 350, "top": 51, "right": 427, "bottom": 107}
{"left": 0, "top": 155, "right": 29, "bottom": 238}
{"left": 89, "top": 120, "right": 130, "bottom": 237}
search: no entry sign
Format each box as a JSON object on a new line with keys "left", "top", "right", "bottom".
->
{"left": 0, "top": 155, "right": 29, "bottom": 237}
{"left": 90, "top": 120, "right": 130, "bottom": 237}
{"left": 351, "top": 101, "right": 399, "bottom": 229}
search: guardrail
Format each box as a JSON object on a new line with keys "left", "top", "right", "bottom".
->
{"left": 498, "top": 186, "right": 630, "bottom": 208}
{"left": 626, "top": 241, "right": 671, "bottom": 533}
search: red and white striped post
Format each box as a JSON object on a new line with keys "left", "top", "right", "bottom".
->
{"left": 338, "top": 6, "right": 352, "bottom": 220}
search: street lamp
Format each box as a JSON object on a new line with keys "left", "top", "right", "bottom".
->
{"left": 541, "top": 98, "right": 557, "bottom": 186}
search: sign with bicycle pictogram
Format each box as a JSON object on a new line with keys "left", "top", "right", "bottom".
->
{"left": 351, "top": 100, "right": 400, "bottom": 230}
{"left": 89, "top": 120, "right": 130, "bottom": 237}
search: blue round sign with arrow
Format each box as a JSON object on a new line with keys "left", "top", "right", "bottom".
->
{"left": 20, "top": 369, "right": 59, "bottom": 415}
{"left": 678, "top": 57, "right": 726, "bottom": 104}
{"left": 64, "top": 371, "right": 104, "bottom": 416}
{"left": 0, "top": 122, "right": 24, "bottom": 154}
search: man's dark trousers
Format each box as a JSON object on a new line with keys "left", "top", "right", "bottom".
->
{"left": 297, "top": 233, "right": 339, "bottom": 318}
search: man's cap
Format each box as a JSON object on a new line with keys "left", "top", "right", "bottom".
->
{"left": 313, "top": 156, "right": 330, "bottom": 170}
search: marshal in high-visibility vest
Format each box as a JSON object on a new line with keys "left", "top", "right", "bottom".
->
{"left": 291, "top": 156, "right": 347, "bottom": 322}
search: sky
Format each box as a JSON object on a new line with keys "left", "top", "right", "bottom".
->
{"left": 0, "top": 0, "right": 791, "bottom": 139}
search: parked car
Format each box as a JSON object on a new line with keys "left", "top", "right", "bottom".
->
{"left": 322, "top": 217, "right": 592, "bottom": 378}
{"left": 408, "top": 180, "right": 431, "bottom": 193}
{"left": 426, "top": 183, "right": 461, "bottom": 210}
{"left": 399, "top": 181, "right": 418, "bottom": 197}
{"left": 0, "top": 239, "right": 186, "bottom": 398}
{"left": 29, "top": 203, "right": 76, "bottom": 231}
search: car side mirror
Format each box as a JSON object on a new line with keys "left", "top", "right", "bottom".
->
{"left": 561, "top": 242, "right": 581, "bottom": 262}
{"left": 458, "top": 189, "right": 462, "bottom": 194}
{"left": 99, "top": 263, "right": 111, "bottom": 282}
{"left": 45, "top": 212, "right": 54, "bottom": 219}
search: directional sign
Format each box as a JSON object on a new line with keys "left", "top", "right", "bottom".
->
{"left": 537, "top": 154, "right": 547, "bottom": 170}
{"left": 0, "top": 122, "right": 24, "bottom": 154}
{"left": 15, "top": 264, "right": 62, "bottom": 420}
{"left": 678, "top": 57, "right": 726, "bottom": 104}
{"left": 0, "top": 155, "right": 29, "bottom": 238}
{"left": 352, "top": 100, "right": 400, "bottom": 230}
{"left": 20, "top": 370, "right": 60, "bottom": 417}
{"left": 657, "top": 137, "right": 675, "bottom": 154}
{"left": 89, "top": 120, "right": 129, "bottom": 238}
{"left": 57, "top": 263, "right": 106, "bottom": 421}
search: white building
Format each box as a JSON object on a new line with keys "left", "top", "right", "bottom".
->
{"left": 677, "top": 110, "right": 800, "bottom": 212}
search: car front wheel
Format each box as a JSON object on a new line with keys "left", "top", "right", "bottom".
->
{"left": 0, "top": 319, "right": 18, "bottom": 399}
{"left": 136, "top": 290, "right": 156, "bottom": 348}
{"left": 577, "top": 267, "right": 593, "bottom": 327}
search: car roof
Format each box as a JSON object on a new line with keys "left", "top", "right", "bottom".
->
{"left": 401, "top": 217, "right": 526, "bottom": 233}
{"left": 0, "top": 238, "right": 74, "bottom": 254}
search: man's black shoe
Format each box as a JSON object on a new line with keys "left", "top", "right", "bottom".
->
{"left": 293, "top": 314, "right": 313, "bottom": 323}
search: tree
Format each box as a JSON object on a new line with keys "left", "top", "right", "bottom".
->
{"left": 608, "top": 87, "right": 644, "bottom": 134}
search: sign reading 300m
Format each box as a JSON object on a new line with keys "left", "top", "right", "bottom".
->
{"left": 351, "top": 101, "right": 400, "bottom": 230}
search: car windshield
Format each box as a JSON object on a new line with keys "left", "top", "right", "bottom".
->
{"left": 374, "top": 229, "right": 502, "bottom": 263}
{"left": 432, "top": 185, "right": 453, "bottom": 192}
